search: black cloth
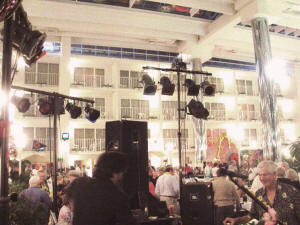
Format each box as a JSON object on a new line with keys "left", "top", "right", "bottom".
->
{"left": 278, "top": 178, "right": 300, "bottom": 191}
{"left": 72, "top": 176, "right": 137, "bottom": 225}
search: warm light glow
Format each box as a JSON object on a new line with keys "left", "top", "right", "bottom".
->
{"left": 278, "top": 99, "right": 294, "bottom": 113}
{"left": 166, "top": 142, "right": 174, "bottom": 152}
{"left": 225, "top": 124, "right": 244, "bottom": 141}
{"left": 281, "top": 147, "right": 291, "bottom": 159}
{"left": 265, "top": 59, "right": 287, "bottom": 81}
{"left": 11, "top": 123, "right": 27, "bottom": 149}
{"left": 281, "top": 123, "right": 296, "bottom": 142}
{"left": 17, "top": 57, "right": 26, "bottom": 68}
{"left": 278, "top": 76, "right": 291, "bottom": 91}
{"left": 220, "top": 97, "right": 235, "bottom": 111}
{"left": 0, "top": 90, "right": 7, "bottom": 108}
{"left": 69, "top": 58, "right": 85, "bottom": 75}
{"left": 150, "top": 155, "right": 161, "bottom": 168}
{"left": 216, "top": 70, "right": 234, "bottom": 87}
{"left": 250, "top": 141, "right": 257, "bottom": 148}
{"left": 144, "top": 95, "right": 159, "bottom": 108}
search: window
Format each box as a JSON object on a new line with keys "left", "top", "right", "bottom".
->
{"left": 242, "top": 128, "right": 257, "bottom": 146}
{"left": 206, "top": 128, "right": 227, "bottom": 146}
{"left": 121, "top": 99, "right": 149, "bottom": 119}
{"left": 73, "top": 67, "right": 105, "bottom": 87}
{"left": 119, "top": 70, "right": 142, "bottom": 88}
{"left": 25, "top": 63, "right": 59, "bottom": 86}
{"left": 163, "top": 129, "right": 188, "bottom": 150}
{"left": 74, "top": 128, "right": 105, "bottom": 152}
{"left": 238, "top": 104, "right": 258, "bottom": 121}
{"left": 23, "top": 127, "right": 54, "bottom": 151}
{"left": 162, "top": 101, "right": 185, "bottom": 120}
{"left": 205, "top": 102, "right": 225, "bottom": 120}
{"left": 203, "top": 76, "right": 224, "bottom": 93}
{"left": 236, "top": 80, "right": 253, "bottom": 95}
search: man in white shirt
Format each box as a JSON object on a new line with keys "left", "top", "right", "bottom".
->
{"left": 155, "top": 166, "right": 180, "bottom": 215}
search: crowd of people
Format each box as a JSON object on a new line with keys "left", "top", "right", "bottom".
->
{"left": 9, "top": 154, "right": 300, "bottom": 225}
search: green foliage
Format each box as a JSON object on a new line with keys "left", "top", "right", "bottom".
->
{"left": 9, "top": 171, "right": 31, "bottom": 194}
{"left": 285, "top": 138, "right": 300, "bottom": 172}
{"left": 9, "top": 198, "right": 49, "bottom": 225}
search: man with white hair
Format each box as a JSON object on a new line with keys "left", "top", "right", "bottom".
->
{"left": 19, "top": 175, "right": 51, "bottom": 209}
{"left": 224, "top": 160, "right": 300, "bottom": 225}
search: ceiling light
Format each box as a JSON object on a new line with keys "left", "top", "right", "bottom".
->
{"left": 141, "top": 74, "right": 157, "bottom": 95}
{"left": 184, "top": 79, "right": 200, "bottom": 96}
{"left": 66, "top": 102, "right": 82, "bottom": 119}
{"left": 186, "top": 99, "right": 209, "bottom": 119}
{"left": 85, "top": 105, "right": 100, "bottom": 123}
{"left": 11, "top": 96, "right": 31, "bottom": 113}
{"left": 160, "top": 76, "right": 175, "bottom": 95}
{"left": 201, "top": 81, "right": 216, "bottom": 96}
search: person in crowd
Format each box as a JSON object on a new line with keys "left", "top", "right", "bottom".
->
{"left": 68, "top": 170, "right": 81, "bottom": 183}
{"left": 248, "top": 161, "right": 258, "bottom": 183}
{"left": 71, "top": 151, "right": 137, "bottom": 225}
{"left": 286, "top": 169, "right": 300, "bottom": 191}
{"left": 155, "top": 165, "right": 180, "bottom": 215}
{"left": 240, "top": 161, "right": 249, "bottom": 177}
{"left": 205, "top": 161, "right": 213, "bottom": 178}
{"left": 223, "top": 160, "right": 300, "bottom": 225}
{"left": 213, "top": 168, "right": 240, "bottom": 225}
{"left": 228, "top": 160, "right": 238, "bottom": 173}
{"left": 19, "top": 175, "right": 52, "bottom": 209}
{"left": 281, "top": 161, "right": 290, "bottom": 172}
{"left": 38, "top": 170, "right": 50, "bottom": 194}
{"left": 57, "top": 184, "right": 74, "bottom": 225}
{"left": 276, "top": 167, "right": 286, "bottom": 179}
{"left": 148, "top": 167, "right": 157, "bottom": 198}
{"left": 155, "top": 167, "right": 165, "bottom": 184}
{"left": 212, "top": 162, "right": 219, "bottom": 177}
{"left": 184, "top": 163, "right": 193, "bottom": 177}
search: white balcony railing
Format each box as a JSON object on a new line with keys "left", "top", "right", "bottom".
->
{"left": 25, "top": 72, "right": 59, "bottom": 86}
{"left": 120, "top": 77, "right": 141, "bottom": 89}
{"left": 162, "top": 108, "right": 185, "bottom": 120}
{"left": 73, "top": 75, "right": 105, "bottom": 88}
{"left": 72, "top": 138, "right": 105, "bottom": 152}
{"left": 207, "top": 110, "right": 226, "bottom": 120}
{"left": 239, "top": 111, "right": 260, "bottom": 121}
{"left": 121, "top": 108, "right": 149, "bottom": 120}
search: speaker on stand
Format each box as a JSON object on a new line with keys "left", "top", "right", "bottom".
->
{"left": 105, "top": 120, "right": 148, "bottom": 210}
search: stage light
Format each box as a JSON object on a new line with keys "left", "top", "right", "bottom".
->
{"left": 38, "top": 98, "right": 53, "bottom": 115}
{"left": 186, "top": 99, "right": 209, "bottom": 119}
{"left": 171, "top": 58, "right": 186, "bottom": 70}
{"left": 85, "top": 105, "right": 100, "bottom": 123}
{"left": 160, "top": 76, "right": 175, "bottom": 96}
{"left": 11, "top": 96, "right": 31, "bottom": 113}
{"left": 141, "top": 74, "right": 157, "bottom": 95}
{"left": 184, "top": 79, "right": 200, "bottom": 96}
{"left": 200, "top": 81, "right": 215, "bottom": 96}
{"left": 65, "top": 102, "right": 82, "bottom": 119}
{"left": 0, "top": 0, "right": 22, "bottom": 22}
{"left": 11, "top": 5, "right": 46, "bottom": 66}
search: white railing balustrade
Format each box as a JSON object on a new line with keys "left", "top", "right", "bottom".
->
{"left": 73, "top": 138, "right": 105, "bottom": 152}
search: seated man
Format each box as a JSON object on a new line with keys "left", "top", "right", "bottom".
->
{"left": 223, "top": 161, "right": 300, "bottom": 225}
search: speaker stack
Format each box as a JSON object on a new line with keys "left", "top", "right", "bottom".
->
{"left": 105, "top": 120, "right": 148, "bottom": 210}
{"left": 180, "top": 182, "right": 214, "bottom": 225}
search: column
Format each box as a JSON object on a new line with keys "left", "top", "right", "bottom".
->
{"left": 251, "top": 18, "right": 279, "bottom": 161}
{"left": 191, "top": 58, "right": 206, "bottom": 164}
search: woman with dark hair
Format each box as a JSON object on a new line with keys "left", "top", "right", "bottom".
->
{"left": 57, "top": 184, "right": 74, "bottom": 225}
{"left": 71, "top": 151, "right": 137, "bottom": 225}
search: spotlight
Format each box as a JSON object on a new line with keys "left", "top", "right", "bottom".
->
{"left": 0, "top": 0, "right": 22, "bottom": 22}
{"left": 160, "top": 76, "right": 175, "bottom": 96}
{"left": 11, "top": 96, "right": 31, "bottom": 113}
{"left": 141, "top": 74, "right": 157, "bottom": 95}
{"left": 201, "top": 81, "right": 215, "bottom": 96}
{"left": 171, "top": 58, "right": 186, "bottom": 70}
{"left": 66, "top": 102, "right": 82, "bottom": 119}
{"left": 11, "top": 5, "right": 46, "bottom": 66}
{"left": 85, "top": 105, "right": 100, "bottom": 123}
{"left": 38, "top": 98, "right": 53, "bottom": 115}
{"left": 186, "top": 99, "right": 209, "bottom": 119}
{"left": 184, "top": 79, "right": 200, "bottom": 96}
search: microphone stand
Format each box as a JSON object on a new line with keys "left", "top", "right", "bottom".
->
{"left": 228, "top": 176, "right": 284, "bottom": 225}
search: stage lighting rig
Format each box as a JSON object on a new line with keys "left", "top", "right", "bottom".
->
{"left": 11, "top": 4, "right": 46, "bottom": 66}
{"left": 186, "top": 99, "right": 209, "bottom": 120}
{"left": 141, "top": 74, "right": 157, "bottom": 95}
{"left": 184, "top": 79, "right": 200, "bottom": 96}
{"left": 201, "top": 81, "right": 215, "bottom": 96}
{"left": 159, "top": 76, "right": 175, "bottom": 96}
{"left": 0, "top": 0, "right": 21, "bottom": 22}
{"left": 11, "top": 95, "right": 30, "bottom": 113}
{"left": 66, "top": 102, "right": 82, "bottom": 119}
{"left": 85, "top": 104, "right": 100, "bottom": 123}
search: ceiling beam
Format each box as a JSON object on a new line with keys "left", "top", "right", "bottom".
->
{"left": 148, "top": 0, "right": 236, "bottom": 15}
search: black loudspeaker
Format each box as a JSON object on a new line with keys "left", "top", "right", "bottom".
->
{"left": 180, "top": 182, "right": 214, "bottom": 225}
{"left": 105, "top": 120, "right": 148, "bottom": 210}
